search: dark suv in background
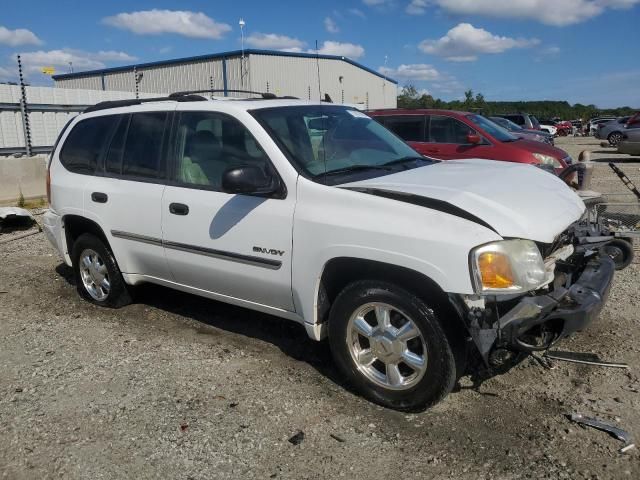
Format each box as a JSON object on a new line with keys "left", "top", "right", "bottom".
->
{"left": 494, "top": 113, "right": 541, "bottom": 131}
{"left": 368, "top": 109, "right": 571, "bottom": 173}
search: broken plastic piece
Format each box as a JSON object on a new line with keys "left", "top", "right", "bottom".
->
{"left": 288, "top": 431, "right": 305, "bottom": 445}
{"left": 568, "top": 413, "right": 634, "bottom": 453}
{"left": 544, "top": 350, "right": 628, "bottom": 369}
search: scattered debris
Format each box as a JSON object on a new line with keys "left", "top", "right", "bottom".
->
{"left": 180, "top": 423, "right": 188, "bottom": 432}
{"left": 568, "top": 413, "right": 634, "bottom": 453}
{"left": 544, "top": 350, "right": 628, "bottom": 369}
{"left": 530, "top": 352, "right": 555, "bottom": 370}
{"left": 330, "top": 433, "right": 345, "bottom": 443}
{"left": 288, "top": 431, "right": 305, "bottom": 445}
{"left": 228, "top": 402, "right": 238, "bottom": 408}
{"left": 0, "top": 207, "right": 35, "bottom": 233}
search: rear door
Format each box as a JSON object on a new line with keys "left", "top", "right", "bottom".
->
{"left": 379, "top": 115, "right": 429, "bottom": 154}
{"left": 426, "top": 114, "right": 487, "bottom": 160}
{"left": 161, "top": 109, "right": 295, "bottom": 311}
{"left": 82, "top": 106, "right": 172, "bottom": 279}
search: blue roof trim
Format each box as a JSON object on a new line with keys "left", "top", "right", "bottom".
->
{"left": 51, "top": 48, "right": 398, "bottom": 84}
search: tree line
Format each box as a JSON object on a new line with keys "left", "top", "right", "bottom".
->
{"left": 397, "top": 85, "right": 637, "bottom": 120}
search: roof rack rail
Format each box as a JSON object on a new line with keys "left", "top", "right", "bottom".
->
{"left": 83, "top": 94, "right": 207, "bottom": 113}
{"left": 169, "top": 89, "right": 280, "bottom": 99}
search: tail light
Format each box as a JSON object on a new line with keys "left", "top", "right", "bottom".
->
{"left": 46, "top": 166, "right": 51, "bottom": 205}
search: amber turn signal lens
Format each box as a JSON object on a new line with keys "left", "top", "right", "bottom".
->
{"left": 477, "top": 252, "right": 515, "bottom": 289}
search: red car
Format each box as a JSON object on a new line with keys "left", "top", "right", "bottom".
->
{"left": 368, "top": 109, "right": 572, "bottom": 172}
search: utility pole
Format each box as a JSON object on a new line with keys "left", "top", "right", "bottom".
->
{"left": 17, "top": 55, "right": 32, "bottom": 157}
{"left": 239, "top": 18, "right": 246, "bottom": 89}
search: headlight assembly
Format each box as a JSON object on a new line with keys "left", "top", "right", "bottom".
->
{"left": 470, "top": 240, "right": 551, "bottom": 294}
{"left": 533, "top": 153, "right": 562, "bottom": 169}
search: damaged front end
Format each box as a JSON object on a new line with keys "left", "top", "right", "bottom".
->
{"left": 452, "top": 221, "right": 622, "bottom": 370}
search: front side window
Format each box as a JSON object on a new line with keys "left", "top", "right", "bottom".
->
{"left": 428, "top": 115, "right": 474, "bottom": 144}
{"left": 383, "top": 116, "right": 425, "bottom": 142}
{"left": 122, "top": 112, "right": 168, "bottom": 179}
{"left": 59, "top": 115, "right": 119, "bottom": 174}
{"left": 252, "top": 106, "right": 423, "bottom": 181}
{"left": 173, "top": 111, "right": 271, "bottom": 189}
{"left": 467, "top": 114, "right": 517, "bottom": 142}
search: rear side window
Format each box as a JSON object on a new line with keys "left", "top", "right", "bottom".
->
{"left": 503, "top": 115, "right": 524, "bottom": 126}
{"left": 105, "top": 115, "right": 129, "bottom": 175}
{"left": 59, "top": 116, "right": 119, "bottom": 174}
{"left": 383, "top": 116, "right": 425, "bottom": 142}
{"left": 122, "top": 112, "right": 168, "bottom": 179}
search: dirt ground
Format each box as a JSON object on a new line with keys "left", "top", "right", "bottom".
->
{"left": 1, "top": 136, "right": 639, "bottom": 479}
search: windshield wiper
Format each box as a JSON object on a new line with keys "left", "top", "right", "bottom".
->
{"left": 316, "top": 164, "right": 395, "bottom": 177}
{"left": 382, "top": 156, "right": 435, "bottom": 167}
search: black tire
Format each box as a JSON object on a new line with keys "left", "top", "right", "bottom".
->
{"left": 608, "top": 132, "right": 623, "bottom": 146}
{"left": 603, "top": 239, "right": 634, "bottom": 270}
{"left": 71, "top": 233, "right": 132, "bottom": 307}
{"left": 328, "top": 280, "right": 457, "bottom": 411}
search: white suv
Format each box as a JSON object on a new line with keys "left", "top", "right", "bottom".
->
{"left": 44, "top": 92, "right": 620, "bottom": 411}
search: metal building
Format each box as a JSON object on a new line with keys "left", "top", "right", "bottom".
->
{"left": 52, "top": 49, "right": 398, "bottom": 109}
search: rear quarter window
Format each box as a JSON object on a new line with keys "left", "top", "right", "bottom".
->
{"left": 59, "top": 115, "right": 119, "bottom": 174}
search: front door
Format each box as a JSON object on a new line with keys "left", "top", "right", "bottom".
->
{"left": 426, "top": 114, "right": 490, "bottom": 160}
{"left": 161, "top": 110, "right": 295, "bottom": 311}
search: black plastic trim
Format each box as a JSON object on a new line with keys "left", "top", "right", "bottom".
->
{"left": 110, "top": 230, "right": 282, "bottom": 270}
{"left": 342, "top": 187, "right": 498, "bottom": 233}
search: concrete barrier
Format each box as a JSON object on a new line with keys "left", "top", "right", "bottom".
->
{"left": 0, "top": 155, "right": 47, "bottom": 205}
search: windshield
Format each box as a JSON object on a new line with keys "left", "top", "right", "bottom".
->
{"left": 467, "top": 114, "right": 518, "bottom": 142}
{"left": 252, "top": 105, "right": 426, "bottom": 181}
{"left": 490, "top": 116, "right": 523, "bottom": 132}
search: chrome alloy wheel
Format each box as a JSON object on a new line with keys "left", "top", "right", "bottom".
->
{"left": 346, "top": 302, "right": 428, "bottom": 390}
{"left": 79, "top": 249, "right": 110, "bottom": 301}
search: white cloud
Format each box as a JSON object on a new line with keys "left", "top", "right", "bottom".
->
{"left": 378, "top": 63, "right": 442, "bottom": 81}
{"left": 17, "top": 49, "right": 137, "bottom": 75}
{"left": 324, "top": 17, "right": 339, "bottom": 33}
{"left": 362, "top": 0, "right": 393, "bottom": 5}
{"left": 314, "top": 41, "right": 365, "bottom": 59}
{"left": 431, "top": 0, "right": 640, "bottom": 26}
{"left": 103, "top": 9, "right": 231, "bottom": 39}
{"left": 406, "top": 0, "right": 428, "bottom": 15}
{"left": 348, "top": 8, "right": 367, "bottom": 18}
{"left": 0, "top": 65, "right": 13, "bottom": 81}
{"left": 245, "top": 33, "right": 306, "bottom": 51}
{"left": 0, "top": 26, "right": 42, "bottom": 46}
{"left": 419, "top": 23, "right": 539, "bottom": 61}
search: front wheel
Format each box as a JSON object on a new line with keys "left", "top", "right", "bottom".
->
{"left": 608, "top": 132, "right": 623, "bottom": 146}
{"left": 328, "top": 281, "right": 457, "bottom": 411}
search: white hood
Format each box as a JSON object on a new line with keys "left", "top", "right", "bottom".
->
{"left": 344, "top": 159, "right": 585, "bottom": 243}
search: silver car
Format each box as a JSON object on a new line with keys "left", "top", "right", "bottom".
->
{"left": 595, "top": 117, "right": 631, "bottom": 145}
{"left": 618, "top": 127, "right": 640, "bottom": 155}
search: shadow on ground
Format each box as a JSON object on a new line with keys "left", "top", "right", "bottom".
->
{"left": 55, "top": 263, "right": 345, "bottom": 389}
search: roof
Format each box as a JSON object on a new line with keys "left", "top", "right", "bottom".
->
{"left": 367, "top": 108, "right": 473, "bottom": 116}
{"left": 79, "top": 97, "right": 354, "bottom": 118}
{"left": 52, "top": 48, "right": 397, "bottom": 84}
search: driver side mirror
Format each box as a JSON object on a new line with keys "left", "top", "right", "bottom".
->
{"left": 221, "top": 165, "right": 279, "bottom": 196}
{"left": 466, "top": 133, "right": 482, "bottom": 145}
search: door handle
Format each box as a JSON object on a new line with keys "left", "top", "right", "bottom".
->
{"left": 169, "top": 203, "right": 189, "bottom": 216}
{"left": 91, "top": 192, "right": 108, "bottom": 203}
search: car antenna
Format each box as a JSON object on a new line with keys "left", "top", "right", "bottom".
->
{"left": 315, "top": 40, "right": 328, "bottom": 181}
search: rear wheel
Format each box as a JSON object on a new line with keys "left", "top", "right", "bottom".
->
{"left": 608, "top": 132, "right": 623, "bottom": 146}
{"left": 328, "top": 280, "right": 457, "bottom": 411}
{"left": 71, "top": 233, "right": 131, "bottom": 307}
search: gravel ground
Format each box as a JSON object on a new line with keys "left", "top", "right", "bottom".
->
{"left": 1, "top": 137, "right": 639, "bottom": 479}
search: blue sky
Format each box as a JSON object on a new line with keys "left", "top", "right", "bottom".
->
{"left": 1, "top": 0, "right": 639, "bottom": 108}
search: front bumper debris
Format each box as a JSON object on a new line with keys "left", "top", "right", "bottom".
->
{"left": 498, "top": 256, "right": 614, "bottom": 352}
{"left": 455, "top": 254, "right": 615, "bottom": 366}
